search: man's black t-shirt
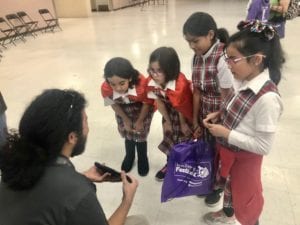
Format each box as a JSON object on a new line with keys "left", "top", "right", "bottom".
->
{"left": 0, "top": 157, "right": 109, "bottom": 225}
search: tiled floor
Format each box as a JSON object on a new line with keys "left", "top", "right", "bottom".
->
{"left": 1, "top": 0, "right": 300, "bottom": 224}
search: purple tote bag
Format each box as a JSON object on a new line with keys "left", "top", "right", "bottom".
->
{"left": 161, "top": 140, "right": 214, "bottom": 202}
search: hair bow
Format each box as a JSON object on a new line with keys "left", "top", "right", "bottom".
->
{"left": 237, "top": 20, "right": 276, "bottom": 41}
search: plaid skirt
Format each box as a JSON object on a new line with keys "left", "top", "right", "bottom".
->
{"left": 158, "top": 100, "right": 193, "bottom": 155}
{"left": 116, "top": 102, "right": 154, "bottom": 142}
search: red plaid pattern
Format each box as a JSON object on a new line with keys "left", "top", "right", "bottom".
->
{"left": 217, "top": 80, "right": 278, "bottom": 151}
{"left": 152, "top": 89, "right": 192, "bottom": 155}
{"left": 192, "top": 42, "right": 225, "bottom": 125}
{"left": 115, "top": 99, "right": 154, "bottom": 142}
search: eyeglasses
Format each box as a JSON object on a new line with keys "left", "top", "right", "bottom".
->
{"left": 223, "top": 52, "right": 265, "bottom": 64}
{"left": 147, "top": 68, "right": 164, "bottom": 77}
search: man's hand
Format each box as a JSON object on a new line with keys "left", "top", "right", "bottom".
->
{"left": 82, "top": 166, "right": 110, "bottom": 182}
{"left": 121, "top": 172, "right": 138, "bottom": 205}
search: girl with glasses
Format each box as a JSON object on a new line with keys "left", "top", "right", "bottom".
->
{"left": 202, "top": 20, "right": 284, "bottom": 225}
{"left": 101, "top": 57, "right": 155, "bottom": 176}
{"left": 146, "top": 47, "right": 193, "bottom": 181}
{"left": 183, "top": 12, "right": 234, "bottom": 208}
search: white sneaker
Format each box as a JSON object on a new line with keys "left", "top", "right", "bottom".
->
{"left": 203, "top": 210, "right": 236, "bottom": 225}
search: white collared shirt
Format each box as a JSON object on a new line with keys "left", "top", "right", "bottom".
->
{"left": 228, "top": 71, "right": 283, "bottom": 155}
{"left": 147, "top": 79, "right": 176, "bottom": 99}
{"left": 104, "top": 86, "right": 137, "bottom": 106}
{"left": 191, "top": 40, "right": 233, "bottom": 90}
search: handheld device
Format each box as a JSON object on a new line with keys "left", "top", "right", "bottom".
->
{"left": 94, "top": 162, "right": 132, "bottom": 183}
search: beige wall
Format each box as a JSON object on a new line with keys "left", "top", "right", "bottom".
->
{"left": 0, "top": 0, "right": 56, "bottom": 28}
{"left": 53, "top": 0, "right": 91, "bottom": 18}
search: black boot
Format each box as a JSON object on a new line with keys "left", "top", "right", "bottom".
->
{"left": 121, "top": 139, "right": 136, "bottom": 172}
{"left": 136, "top": 141, "right": 149, "bottom": 176}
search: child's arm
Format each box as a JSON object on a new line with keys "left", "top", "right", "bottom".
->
{"left": 133, "top": 103, "right": 151, "bottom": 132}
{"left": 193, "top": 88, "right": 202, "bottom": 137}
{"left": 178, "top": 112, "right": 192, "bottom": 136}
{"left": 271, "top": 0, "right": 291, "bottom": 13}
{"left": 156, "top": 98, "right": 172, "bottom": 133}
{"left": 111, "top": 104, "right": 132, "bottom": 132}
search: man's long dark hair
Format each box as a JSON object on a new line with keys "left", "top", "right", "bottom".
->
{"left": 0, "top": 89, "right": 87, "bottom": 190}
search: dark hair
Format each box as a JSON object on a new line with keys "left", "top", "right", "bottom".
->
{"left": 104, "top": 57, "right": 139, "bottom": 88}
{"left": 149, "top": 47, "right": 180, "bottom": 83}
{"left": 0, "top": 89, "right": 87, "bottom": 190}
{"left": 226, "top": 25, "right": 285, "bottom": 85}
{"left": 183, "top": 12, "right": 229, "bottom": 44}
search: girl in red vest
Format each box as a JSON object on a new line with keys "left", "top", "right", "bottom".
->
{"left": 101, "top": 57, "right": 154, "bottom": 176}
{"left": 203, "top": 20, "right": 284, "bottom": 225}
{"left": 146, "top": 47, "right": 193, "bottom": 181}
{"left": 183, "top": 12, "right": 234, "bottom": 208}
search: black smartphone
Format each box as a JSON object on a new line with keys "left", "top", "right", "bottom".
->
{"left": 94, "top": 162, "right": 132, "bottom": 183}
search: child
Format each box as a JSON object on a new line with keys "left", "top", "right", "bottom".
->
{"left": 183, "top": 12, "right": 234, "bottom": 207}
{"left": 268, "top": 0, "right": 290, "bottom": 38}
{"left": 101, "top": 57, "right": 155, "bottom": 176}
{"left": 246, "top": 0, "right": 270, "bottom": 23}
{"left": 202, "top": 20, "right": 284, "bottom": 225}
{"left": 146, "top": 47, "right": 193, "bottom": 181}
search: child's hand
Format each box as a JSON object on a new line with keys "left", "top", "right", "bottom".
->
{"left": 206, "top": 123, "right": 230, "bottom": 139}
{"left": 193, "top": 126, "right": 202, "bottom": 139}
{"left": 203, "top": 112, "right": 220, "bottom": 128}
{"left": 180, "top": 123, "right": 192, "bottom": 137}
{"left": 133, "top": 120, "right": 144, "bottom": 133}
{"left": 124, "top": 119, "right": 133, "bottom": 132}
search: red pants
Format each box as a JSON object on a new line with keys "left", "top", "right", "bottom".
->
{"left": 217, "top": 144, "right": 264, "bottom": 225}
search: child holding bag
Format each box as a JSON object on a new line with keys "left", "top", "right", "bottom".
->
{"left": 203, "top": 20, "right": 284, "bottom": 225}
{"left": 183, "top": 12, "right": 234, "bottom": 207}
{"left": 101, "top": 57, "right": 155, "bottom": 176}
{"left": 146, "top": 47, "right": 193, "bottom": 181}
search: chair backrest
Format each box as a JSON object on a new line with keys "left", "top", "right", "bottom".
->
{"left": 17, "top": 11, "right": 32, "bottom": 24}
{"left": 38, "top": 8, "right": 55, "bottom": 20}
{"left": 5, "top": 14, "right": 24, "bottom": 27}
{"left": 0, "top": 17, "right": 12, "bottom": 29}
{"left": 5, "top": 14, "right": 19, "bottom": 20}
{"left": 38, "top": 9, "right": 50, "bottom": 14}
{"left": 16, "top": 11, "right": 27, "bottom": 18}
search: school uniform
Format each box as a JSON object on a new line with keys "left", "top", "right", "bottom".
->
{"left": 216, "top": 72, "right": 283, "bottom": 225}
{"left": 192, "top": 40, "right": 233, "bottom": 138}
{"left": 101, "top": 75, "right": 154, "bottom": 142}
{"left": 147, "top": 73, "right": 193, "bottom": 155}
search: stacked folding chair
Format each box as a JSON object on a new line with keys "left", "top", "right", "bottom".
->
{"left": 5, "top": 14, "right": 27, "bottom": 41}
{"left": 17, "top": 11, "right": 39, "bottom": 37}
{"left": 0, "top": 17, "right": 18, "bottom": 47}
{"left": 38, "top": 9, "right": 62, "bottom": 32}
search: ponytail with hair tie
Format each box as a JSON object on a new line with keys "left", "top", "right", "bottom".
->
{"left": 237, "top": 20, "right": 277, "bottom": 41}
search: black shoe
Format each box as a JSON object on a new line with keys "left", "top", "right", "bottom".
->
{"left": 155, "top": 164, "right": 167, "bottom": 181}
{"left": 136, "top": 142, "right": 149, "bottom": 176}
{"left": 121, "top": 156, "right": 134, "bottom": 172}
{"left": 121, "top": 139, "right": 136, "bottom": 172}
{"left": 205, "top": 189, "right": 223, "bottom": 207}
